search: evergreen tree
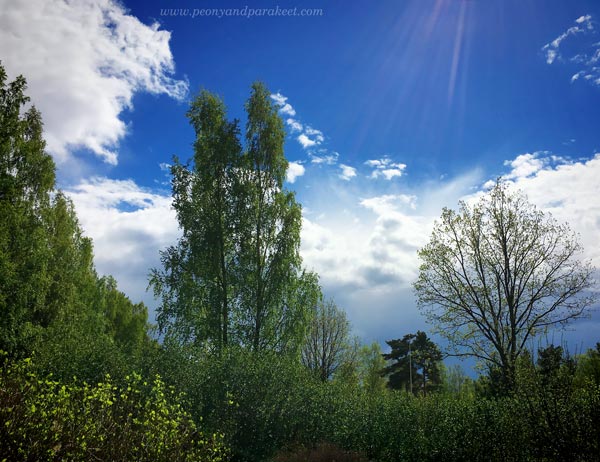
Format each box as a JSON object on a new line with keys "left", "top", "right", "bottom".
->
{"left": 382, "top": 331, "right": 442, "bottom": 395}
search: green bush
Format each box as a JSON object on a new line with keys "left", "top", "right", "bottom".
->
{"left": 153, "top": 346, "right": 321, "bottom": 462}
{"left": 0, "top": 355, "right": 228, "bottom": 462}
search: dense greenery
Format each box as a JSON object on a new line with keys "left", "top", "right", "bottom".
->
{"left": 1, "top": 62, "right": 599, "bottom": 461}
{"left": 146, "top": 342, "right": 600, "bottom": 461}
{"left": 0, "top": 64, "right": 152, "bottom": 376}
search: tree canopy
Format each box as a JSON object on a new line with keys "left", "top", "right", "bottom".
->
{"left": 150, "top": 83, "right": 320, "bottom": 355}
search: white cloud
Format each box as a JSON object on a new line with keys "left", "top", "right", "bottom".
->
{"left": 270, "top": 92, "right": 328, "bottom": 151}
{"left": 542, "top": 14, "right": 600, "bottom": 87}
{"left": 65, "top": 177, "right": 179, "bottom": 307}
{"left": 286, "top": 161, "right": 305, "bottom": 183}
{"left": 501, "top": 153, "right": 600, "bottom": 267}
{"left": 576, "top": 14, "right": 593, "bottom": 27}
{"left": 280, "top": 104, "right": 296, "bottom": 116}
{"left": 339, "top": 164, "right": 357, "bottom": 181}
{"left": 0, "top": 0, "right": 188, "bottom": 165}
{"left": 297, "top": 134, "right": 317, "bottom": 148}
{"left": 379, "top": 169, "right": 405, "bottom": 180}
{"left": 304, "top": 126, "right": 323, "bottom": 137}
{"left": 310, "top": 151, "right": 339, "bottom": 165}
{"left": 503, "top": 152, "right": 546, "bottom": 179}
{"left": 286, "top": 118, "right": 303, "bottom": 133}
{"left": 270, "top": 92, "right": 288, "bottom": 106}
{"left": 360, "top": 194, "right": 417, "bottom": 215}
{"left": 571, "top": 71, "right": 584, "bottom": 82}
{"left": 588, "top": 48, "right": 600, "bottom": 64}
{"left": 365, "top": 156, "right": 407, "bottom": 180}
{"left": 545, "top": 49, "right": 559, "bottom": 65}
{"left": 296, "top": 126, "right": 324, "bottom": 149}
{"left": 301, "top": 190, "right": 434, "bottom": 300}
{"left": 270, "top": 92, "right": 296, "bottom": 116}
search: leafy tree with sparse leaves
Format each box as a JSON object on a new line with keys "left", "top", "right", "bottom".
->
{"left": 414, "top": 180, "right": 596, "bottom": 389}
{"left": 302, "top": 298, "right": 351, "bottom": 381}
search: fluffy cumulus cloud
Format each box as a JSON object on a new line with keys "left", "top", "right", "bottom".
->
{"left": 65, "top": 177, "right": 179, "bottom": 305}
{"left": 499, "top": 153, "right": 600, "bottom": 267}
{"left": 297, "top": 127, "right": 324, "bottom": 149}
{"left": 301, "top": 192, "right": 431, "bottom": 293}
{"left": 299, "top": 187, "right": 440, "bottom": 338}
{"left": 0, "top": 0, "right": 188, "bottom": 165}
{"left": 286, "top": 118, "right": 303, "bottom": 133}
{"left": 542, "top": 14, "right": 600, "bottom": 86}
{"left": 297, "top": 133, "right": 317, "bottom": 148}
{"left": 365, "top": 157, "right": 407, "bottom": 180}
{"left": 286, "top": 161, "right": 305, "bottom": 183}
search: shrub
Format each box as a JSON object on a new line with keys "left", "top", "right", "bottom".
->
{"left": 0, "top": 354, "right": 228, "bottom": 462}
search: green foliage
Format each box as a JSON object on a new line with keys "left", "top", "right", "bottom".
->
{"left": 0, "top": 64, "right": 56, "bottom": 356}
{"left": 151, "top": 83, "right": 320, "bottom": 354}
{"left": 44, "top": 192, "right": 97, "bottom": 326}
{"left": 147, "top": 340, "right": 597, "bottom": 462}
{"left": 575, "top": 343, "right": 600, "bottom": 387}
{"left": 0, "top": 63, "right": 152, "bottom": 374}
{"left": 97, "top": 275, "right": 150, "bottom": 357}
{"left": 357, "top": 342, "right": 387, "bottom": 394}
{"left": 151, "top": 90, "right": 241, "bottom": 349}
{"left": 0, "top": 354, "right": 227, "bottom": 462}
{"left": 514, "top": 346, "right": 600, "bottom": 460}
{"left": 439, "top": 364, "right": 475, "bottom": 398}
{"left": 151, "top": 344, "right": 321, "bottom": 462}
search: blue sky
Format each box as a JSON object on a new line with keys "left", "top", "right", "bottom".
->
{"left": 1, "top": 0, "right": 599, "bottom": 362}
